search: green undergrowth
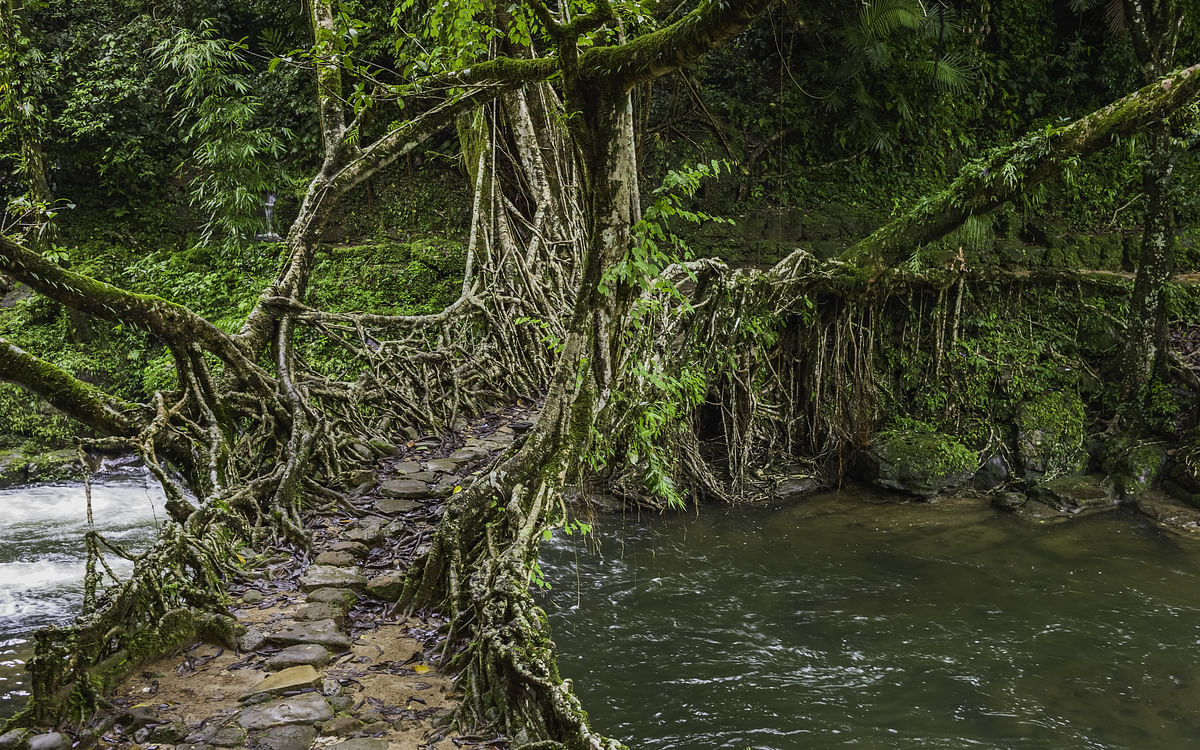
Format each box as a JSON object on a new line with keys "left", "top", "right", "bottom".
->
{"left": 0, "top": 229, "right": 466, "bottom": 451}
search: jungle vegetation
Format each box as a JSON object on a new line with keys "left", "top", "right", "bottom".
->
{"left": 1, "top": 0, "right": 1199, "bottom": 746}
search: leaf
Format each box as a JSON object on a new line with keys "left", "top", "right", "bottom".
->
{"left": 452, "top": 485, "right": 463, "bottom": 494}
{"left": 413, "top": 664, "right": 430, "bottom": 673}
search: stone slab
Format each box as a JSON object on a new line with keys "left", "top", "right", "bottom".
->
{"left": 237, "top": 693, "right": 332, "bottom": 730}
{"left": 306, "top": 588, "right": 358, "bottom": 606}
{"left": 265, "top": 644, "right": 331, "bottom": 672}
{"left": 379, "top": 479, "right": 429, "bottom": 498}
{"left": 327, "top": 541, "right": 370, "bottom": 558}
{"left": 299, "top": 565, "right": 365, "bottom": 592}
{"left": 252, "top": 723, "right": 317, "bottom": 750}
{"left": 366, "top": 571, "right": 405, "bottom": 601}
{"left": 242, "top": 665, "right": 321, "bottom": 700}
{"left": 266, "top": 619, "right": 352, "bottom": 651}
{"left": 314, "top": 550, "right": 357, "bottom": 567}
{"left": 425, "top": 458, "right": 464, "bottom": 474}
{"left": 376, "top": 497, "right": 420, "bottom": 514}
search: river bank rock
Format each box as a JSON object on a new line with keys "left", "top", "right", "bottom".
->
{"left": 855, "top": 431, "right": 975, "bottom": 496}
{"left": 1028, "top": 474, "right": 1117, "bottom": 514}
{"left": 1014, "top": 390, "right": 1086, "bottom": 480}
{"left": 1102, "top": 438, "right": 1167, "bottom": 499}
{"left": 0, "top": 448, "right": 80, "bottom": 488}
{"left": 266, "top": 619, "right": 352, "bottom": 651}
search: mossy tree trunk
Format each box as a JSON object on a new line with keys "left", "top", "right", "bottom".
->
{"left": 1118, "top": 0, "right": 1186, "bottom": 408}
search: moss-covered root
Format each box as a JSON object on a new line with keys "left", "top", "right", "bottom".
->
{"left": 405, "top": 478, "right": 624, "bottom": 750}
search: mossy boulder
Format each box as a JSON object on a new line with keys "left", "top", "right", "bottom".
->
{"left": 0, "top": 448, "right": 81, "bottom": 488}
{"left": 1102, "top": 438, "right": 1167, "bottom": 500}
{"left": 1014, "top": 391, "right": 1087, "bottom": 480}
{"left": 1029, "top": 475, "right": 1117, "bottom": 514}
{"left": 855, "top": 431, "right": 976, "bottom": 497}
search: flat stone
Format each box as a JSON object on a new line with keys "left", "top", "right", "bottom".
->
{"left": 27, "top": 734, "right": 65, "bottom": 750}
{"left": 144, "top": 721, "right": 189, "bottom": 743}
{"left": 328, "top": 541, "right": 370, "bottom": 559}
{"left": 242, "top": 589, "right": 265, "bottom": 604}
{"left": 296, "top": 602, "right": 343, "bottom": 623}
{"left": 343, "top": 522, "right": 384, "bottom": 545}
{"left": 265, "top": 644, "right": 331, "bottom": 672}
{"left": 210, "top": 725, "right": 247, "bottom": 747}
{"left": 379, "top": 479, "right": 429, "bottom": 498}
{"left": 449, "top": 446, "right": 489, "bottom": 461}
{"left": 239, "top": 626, "right": 268, "bottom": 652}
{"left": 366, "top": 571, "right": 406, "bottom": 601}
{"left": 314, "top": 551, "right": 357, "bottom": 567}
{"left": 306, "top": 588, "right": 358, "bottom": 606}
{"left": 237, "top": 693, "right": 333, "bottom": 730}
{"left": 266, "top": 619, "right": 352, "bottom": 651}
{"left": 299, "top": 565, "right": 365, "bottom": 592}
{"left": 1030, "top": 475, "right": 1117, "bottom": 513}
{"left": 393, "top": 461, "right": 422, "bottom": 474}
{"left": 251, "top": 723, "right": 317, "bottom": 750}
{"left": 0, "top": 730, "right": 27, "bottom": 750}
{"left": 425, "top": 458, "right": 465, "bottom": 474}
{"left": 327, "top": 740, "right": 388, "bottom": 750}
{"left": 242, "top": 665, "right": 322, "bottom": 700}
{"left": 318, "top": 716, "right": 364, "bottom": 737}
{"left": 376, "top": 497, "right": 420, "bottom": 514}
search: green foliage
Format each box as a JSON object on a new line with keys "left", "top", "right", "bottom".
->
{"left": 155, "top": 21, "right": 293, "bottom": 254}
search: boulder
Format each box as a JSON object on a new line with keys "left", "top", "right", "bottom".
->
{"left": 1029, "top": 475, "right": 1117, "bottom": 514}
{"left": 1014, "top": 391, "right": 1086, "bottom": 479}
{"left": 251, "top": 724, "right": 317, "bottom": 750}
{"left": 855, "top": 431, "right": 976, "bottom": 496}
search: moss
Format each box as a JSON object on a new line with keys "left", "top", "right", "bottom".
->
{"left": 1015, "top": 390, "right": 1087, "bottom": 479}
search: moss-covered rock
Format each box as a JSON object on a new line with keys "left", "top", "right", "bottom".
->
{"left": 0, "top": 448, "right": 81, "bottom": 488}
{"left": 1102, "top": 437, "right": 1167, "bottom": 500}
{"left": 1014, "top": 390, "right": 1087, "bottom": 480}
{"left": 1029, "top": 474, "right": 1117, "bottom": 514}
{"left": 855, "top": 430, "right": 976, "bottom": 497}
{"left": 1164, "top": 427, "right": 1200, "bottom": 508}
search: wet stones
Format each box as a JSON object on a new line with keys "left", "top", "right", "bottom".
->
{"left": 241, "top": 665, "right": 322, "bottom": 701}
{"left": 237, "top": 693, "right": 333, "bottom": 730}
{"left": 449, "top": 446, "right": 489, "bottom": 462}
{"left": 299, "top": 565, "right": 366, "bottom": 592}
{"left": 266, "top": 619, "right": 352, "bottom": 651}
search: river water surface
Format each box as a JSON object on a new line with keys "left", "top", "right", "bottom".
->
{"left": 539, "top": 490, "right": 1200, "bottom": 749}
{"left": 0, "top": 472, "right": 167, "bottom": 719}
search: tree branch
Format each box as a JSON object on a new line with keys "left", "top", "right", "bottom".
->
{"left": 809, "top": 62, "right": 1200, "bottom": 276}
{"left": 0, "top": 337, "right": 139, "bottom": 437}
{"left": 580, "top": 0, "right": 775, "bottom": 89}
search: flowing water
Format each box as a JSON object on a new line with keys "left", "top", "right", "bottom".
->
{"left": 0, "top": 468, "right": 168, "bottom": 720}
{"left": 539, "top": 489, "right": 1200, "bottom": 749}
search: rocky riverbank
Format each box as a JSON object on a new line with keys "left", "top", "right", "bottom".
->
{"left": 0, "top": 407, "right": 531, "bottom": 750}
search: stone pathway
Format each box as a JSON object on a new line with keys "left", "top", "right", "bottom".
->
{"left": 3, "top": 406, "right": 534, "bottom": 750}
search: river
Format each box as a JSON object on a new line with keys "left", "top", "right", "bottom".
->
{"left": 539, "top": 489, "right": 1200, "bottom": 749}
{"left": 0, "top": 468, "right": 168, "bottom": 720}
